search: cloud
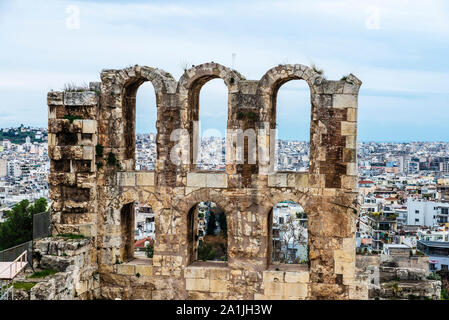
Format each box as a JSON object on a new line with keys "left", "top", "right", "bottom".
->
{"left": 0, "top": 0, "right": 448, "bottom": 141}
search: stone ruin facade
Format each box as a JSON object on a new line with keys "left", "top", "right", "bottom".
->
{"left": 45, "top": 62, "right": 365, "bottom": 300}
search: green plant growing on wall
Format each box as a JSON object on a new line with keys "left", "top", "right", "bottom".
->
{"left": 96, "top": 161, "right": 104, "bottom": 169}
{"left": 145, "top": 242, "right": 154, "bottom": 258}
{"left": 95, "top": 143, "right": 104, "bottom": 157}
{"left": 236, "top": 111, "right": 258, "bottom": 121}
{"left": 311, "top": 63, "right": 324, "bottom": 75}
{"left": 63, "top": 115, "right": 82, "bottom": 124}
{"left": 64, "top": 82, "right": 89, "bottom": 92}
{"left": 107, "top": 152, "right": 117, "bottom": 166}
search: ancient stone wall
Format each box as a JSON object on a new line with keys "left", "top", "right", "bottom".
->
{"left": 48, "top": 63, "right": 363, "bottom": 300}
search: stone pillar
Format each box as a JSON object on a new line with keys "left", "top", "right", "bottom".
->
{"left": 307, "top": 75, "right": 361, "bottom": 299}
{"left": 48, "top": 84, "right": 99, "bottom": 238}
{"left": 228, "top": 80, "right": 260, "bottom": 187}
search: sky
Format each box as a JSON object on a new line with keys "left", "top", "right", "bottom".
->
{"left": 0, "top": 0, "right": 448, "bottom": 142}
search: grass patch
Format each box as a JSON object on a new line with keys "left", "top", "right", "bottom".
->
{"left": 28, "top": 269, "right": 58, "bottom": 279}
{"left": 64, "top": 82, "right": 89, "bottom": 92}
{"left": 13, "top": 282, "right": 37, "bottom": 291}
{"left": 57, "top": 233, "right": 85, "bottom": 240}
{"left": 311, "top": 63, "right": 324, "bottom": 75}
{"left": 63, "top": 115, "right": 83, "bottom": 123}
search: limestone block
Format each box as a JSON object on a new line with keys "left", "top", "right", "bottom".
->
{"left": 285, "top": 271, "right": 309, "bottom": 283}
{"left": 263, "top": 270, "right": 284, "bottom": 283}
{"left": 64, "top": 91, "right": 98, "bottom": 106}
{"left": 209, "top": 268, "right": 230, "bottom": 280}
{"left": 260, "top": 294, "right": 284, "bottom": 300}
{"left": 346, "top": 135, "right": 356, "bottom": 149}
{"left": 136, "top": 265, "right": 153, "bottom": 277}
{"left": 186, "top": 278, "right": 209, "bottom": 292}
{"left": 334, "top": 261, "right": 354, "bottom": 277}
{"left": 79, "top": 224, "right": 94, "bottom": 237}
{"left": 136, "top": 171, "right": 155, "bottom": 186}
{"left": 48, "top": 133, "right": 56, "bottom": 146}
{"left": 287, "top": 173, "right": 308, "bottom": 188}
{"left": 284, "top": 283, "right": 308, "bottom": 298}
{"left": 333, "top": 94, "right": 357, "bottom": 109}
{"left": 254, "top": 293, "right": 265, "bottom": 300}
{"left": 48, "top": 106, "right": 57, "bottom": 119}
{"left": 206, "top": 173, "right": 227, "bottom": 188}
{"left": 209, "top": 279, "right": 228, "bottom": 293}
{"left": 346, "top": 163, "right": 357, "bottom": 176}
{"left": 267, "top": 173, "right": 287, "bottom": 187}
{"left": 82, "top": 146, "right": 94, "bottom": 160}
{"left": 49, "top": 146, "right": 62, "bottom": 160}
{"left": 334, "top": 249, "right": 355, "bottom": 263}
{"left": 48, "top": 91, "right": 64, "bottom": 106}
{"left": 264, "top": 281, "right": 285, "bottom": 297}
{"left": 341, "top": 121, "right": 357, "bottom": 136}
{"left": 186, "top": 172, "right": 206, "bottom": 187}
{"left": 347, "top": 108, "right": 357, "bottom": 122}
{"left": 118, "top": 172, "right": 136, "bottom": 187}
{"left": 341, "top": 175, "right": 357, "bottom": 190}
{"left": 116, "top": 264, "right": 136, "bottom": 276}
{"left": 82, "top": 120, "right": 96, "bottom": 134}
{"left": 185, "top": 267, "right": 207, "bottom": 279}
{"left": 343, "top": 237, "right": 356, "bottom": 252}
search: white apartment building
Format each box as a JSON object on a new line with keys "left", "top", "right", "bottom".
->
{"left": 272, "top": 202, "right": 308, "bottom": 263}
{"left": 0, "top": 159, "right": 6, "bottom": 177}
{"left": 7, "top": 162, "right": 22, "bottom": 177}
{"left": 407, "top": 198, "right": 449, "bottom": 227}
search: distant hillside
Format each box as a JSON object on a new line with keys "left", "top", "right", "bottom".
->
{"left": 0, "top": 127, "right": 47, "bottom": 144}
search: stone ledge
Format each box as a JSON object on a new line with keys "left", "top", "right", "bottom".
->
{"left": 186, "top": 172, "right": 228, "bottom": 188}
{"left": 64, "top": 91, "right": 98, "bottom": 106}
{"left": 136, "top": 171, "right": 155, "bottom": 186}
{"left": 333, "top": 94, "right": 357, "bottom": 109}
{"left": 268, "top": 172, "right": 309, "bottom": 188}
{"left": 117, "top": 172, "right": 136, "bottom": 187}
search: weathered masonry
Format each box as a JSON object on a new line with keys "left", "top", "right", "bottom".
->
{"left": 47, "top": 63, "right": 365, "bottom": 299}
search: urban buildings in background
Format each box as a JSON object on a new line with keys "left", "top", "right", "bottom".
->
{"left": 1, "top": 128, "right": 449, "bottom": 272}
{"left": 0, "top": 125, "right": 49, "bottom": 222}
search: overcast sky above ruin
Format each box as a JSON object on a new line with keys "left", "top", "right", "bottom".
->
{"left": 0, "top": 0, "right": 448, "bottom": 141}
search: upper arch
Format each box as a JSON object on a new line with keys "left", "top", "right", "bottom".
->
{"left": 101, "top": 65, "right": 178, "bottom": 97}
{"left": 257, "top": 64, "right": 323, "bottom": 96}
{"left": 176, "top": 62, "right": 246, "bottom": 94}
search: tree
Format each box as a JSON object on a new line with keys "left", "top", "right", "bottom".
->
{"left": 217, "top": 211, "right": 227, "bottom": 237}
{"left": 275, "top": 215, "right": 307, "bottom": 264}
{"left": 206, "top": 212, "right": 217, "bottom": 236}
{"left": 0, "top": 198, "right": 48, "bottom": 251}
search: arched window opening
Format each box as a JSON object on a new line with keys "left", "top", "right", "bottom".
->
{"left": 135, "top": 81, "right": 157, "bottom": 171}
{"left": 123, "top": 80, "right": 157, "bottom": 171}
{"left": 274, "top": 79, "right": 310, "bottom": 172}
{"left": 134, "top": 202, "right": 155, "bottom": 259}
{"left": 196, "top": 78, "right": 228, "bottom": 171}
{"left": 187, "top": 201, "right": 227, "bottom": 264}
{"left": 269, "top": 201, "right": 308, "bottom": 265}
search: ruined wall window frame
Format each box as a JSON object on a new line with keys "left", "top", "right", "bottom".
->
{"left": 269, "top": 77, "right": 313, "bottom": 174}
{"left": 186, "top": 76, "right": 230, "bottom": 172}
{"left": 122, "top": 77, "right": 159, "bottom": 171}
{"left": 187, "top": 201, "right": 229, "bottom": 266}
{"left": 267, "top": 201, "right": 309, "bottom": 269}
